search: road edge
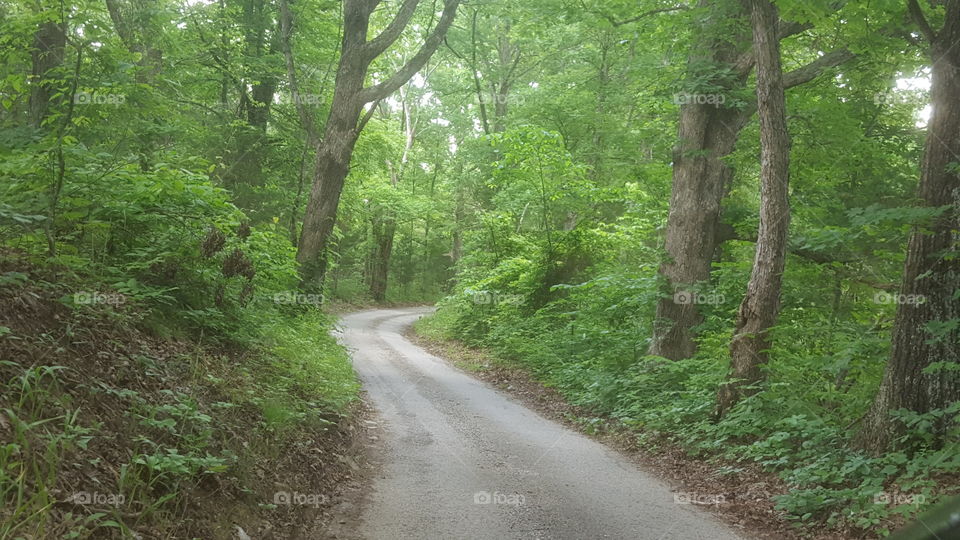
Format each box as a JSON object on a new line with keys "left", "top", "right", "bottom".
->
{"left": 403, "top": 323, "right": 833, "bottom": 540}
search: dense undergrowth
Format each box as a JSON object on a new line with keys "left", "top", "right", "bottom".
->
{"left": 418, "top": 233, "right": 960, "bottom": 537}
{"left": 0, "top": 168, "right": 359, "bottom": 539}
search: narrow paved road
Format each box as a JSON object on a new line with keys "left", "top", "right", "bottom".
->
{"left": 332, "top": 308, "right": 746, "bottom": 540}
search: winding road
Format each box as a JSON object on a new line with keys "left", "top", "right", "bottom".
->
{"left": 329, "top": 307, "right": 746, "bottom": 540}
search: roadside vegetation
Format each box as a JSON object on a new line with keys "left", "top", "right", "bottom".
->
{"left": 416, "top": 224, "right": 959, "bottom": 538}
{"left": 0, "top": 207, "right": 359, "bottom": 537}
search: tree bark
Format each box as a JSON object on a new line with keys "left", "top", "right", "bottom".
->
{"left": 490, "top": 19, "right": 518, "bottom": 134}
{"left": 105, "top": 0, "right": 163, "bottom": 170}
{"left": 715, "top": 0, "right": 791, "bottom": 416}
{"left": 279, "top": 0, "right": 319, "bottom": 147}
{"left": 28, "top": 12, "right": 66, "bottom": 129}
{"left": 369, "top": 217, "right": 397, "bottom": 302}
{"left": 856, "top": 0, "right": 960, "bottom": 452}
{"left": 648, "top": 0, "right": 752, "bottom": 360}
{"left": 221, "top": 0, "right": 276, "bottom": 199}
{"left": 296, "top": 0, "right": 461, "bottom": 290}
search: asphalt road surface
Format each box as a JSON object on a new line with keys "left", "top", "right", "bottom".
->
{"left": 330, "top": 307, "right": 746, "bottom": 540}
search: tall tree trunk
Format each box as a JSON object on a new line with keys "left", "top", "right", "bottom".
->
{"left": 44, "top": 48, "right": 82, "bottom": 256}
{"left": 105, "top": 0, "right": 163, "bottom": 171}
{"left": 490, "top": 19, "right": 517, "bottom": 134}
{"left": 649, "top": 0, "right": 752, "bottom": 360}
{"left": 856, "top": 0, "right": 960, "bottom": 452}
{"left": 367, "top": 89, "right": 417, "bottom": 301}
{"left": 279, "top": 0, "right": 323, "bottom": 245}
{"left": 221, "top": 0, "right": 276, "bottom": 201}
{"left": 369, "top": 217, "right": 397, "bottom": 302}
{"left": 29, "top": 13, "right": 66, "bottom": 129}
{"left": 451, "top": 159, "right": 465, "bottom": 271}
{"left": 469, "top": 9, "right": 491, "bottom": 135}
{"left": 296, "top": 0, "right": 461, "bottom": 290}
{"left": 715, "top": 0, "right": 791, "bottom": 417}
{"left": 648, "top": 0, "right": 853, "bottom": 360}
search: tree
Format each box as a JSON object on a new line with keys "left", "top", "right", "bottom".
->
{"left": 104, "top": 0, "right": 164, "bottom": 171}
{"left": 649, "top": 0, "right": 854, "bottom": 360}
{"left": 715, "top": 0, "right": 791, "bottom": 416}
{"left": 857, "top": 0, "right": 960, "bottom": 452}
{"left": 647, "top": 0, "right": 753, "bottom": 360}
{"left": 296, "top": 0, "right": 461, "bottom": 290}
{"left": 367, "top": 78, "right": 422, "bottom": 302}
{"left": 221, "top": 0, "right": 280, "bottom": 205}
{"left": 28, "top": 2, "right": 66, "bottom": 129}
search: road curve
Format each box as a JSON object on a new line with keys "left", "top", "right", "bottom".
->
{"left": 331, "top": 307, "right": 746, "bottom": 540}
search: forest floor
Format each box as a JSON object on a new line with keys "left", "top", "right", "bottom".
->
{"left": 0, "top": 253, "right": 366, "bottom": 539}
{"left": 328, "top": 307, "right": 752, "bottom": 540}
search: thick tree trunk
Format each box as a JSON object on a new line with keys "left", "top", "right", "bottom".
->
{"left": 29, "top": 17, "right": 66, "bottom": 129}
{"left": 856, "top": 0, "right": 960, "bottom": 452}
{"left": 295, "top": 0, "right": 370, "bottom": 290}
{"left": 368, "top": 217, "right": 396, "bottom": 302}
{"left": 650, "top": 105, "right": 751, "bottom": 359}
{"left": 296, "top": 106, "right": 362, "bottom": 289}
{"left": 715, "top": 0, "right": 791, "bottom": 417}
{"left": 648, "top": 0, "right": 751, "bottom": 360}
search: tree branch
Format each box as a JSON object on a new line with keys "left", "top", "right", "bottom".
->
{"left": 356, "top": 99, "right": 382, "bottom": 137}
{"left": 359, "top": 0, "right": 461, "bottom": 103}
{"left": 778, "top": 20, "right": 812, "bottom": 40}
{"left": 783, "top": 47, "right": 855, "bottom": 88}
{"left": 907, "top": 0, "right": 937, "bottom": 43}
{"left": 717, "top": 224, "right": 895, "bottom": 289}
{"left": 362, "top": 0, "right": 421, "bottom": 59}
{"left": 733, "top": 17, "right": 824, "bottom": 78}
